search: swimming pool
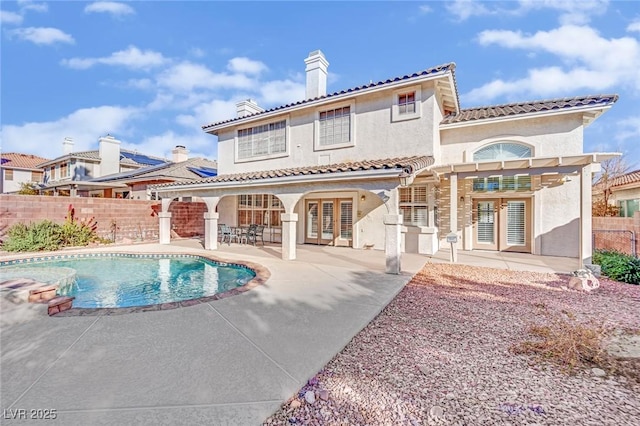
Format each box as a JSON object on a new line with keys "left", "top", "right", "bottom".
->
{"left": 0, "top": 254, "right": 256, "bottom": 309}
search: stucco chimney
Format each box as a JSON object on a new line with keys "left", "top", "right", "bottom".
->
{"left": 171, "top": 145, "right": 189, "bottom": 163}
{"left": 304, "top": 50, "right": 329, "bottom": 99}
{"left": 236, "top": 99, "right": 264, "bottom": 118}
{"left": 63, "top": 137, "right": 74, "bottom": 154}
{"left": 98, "top": 134, "right": 121, "bottom": 176}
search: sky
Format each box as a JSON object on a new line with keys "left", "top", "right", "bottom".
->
{"left": 1, "top": 0, "right": 640, "bottom": 168}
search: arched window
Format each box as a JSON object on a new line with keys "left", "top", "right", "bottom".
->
{"left": 473, "top": 142, "right": 532, "bottom": 162}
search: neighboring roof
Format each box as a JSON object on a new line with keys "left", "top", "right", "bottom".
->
{"left": 595, "top": 169, "right": 640, "bottom": 190}
{"left": 153, "top": 156, "right": 434, "bottom": 188}
{"left": 90, "top": 157, "right": 218, "bottom": 183}
{"left": 441, "top": 94, "right": 619, "bottom": 125}
{"left": 37, "top": 149, "right": 168, "bottom": 168}
{"left": 0, "top": 152, "right": 49, "bottom": 170}
{"left": 202, "top": 63, "right": 458, "bottom": 131}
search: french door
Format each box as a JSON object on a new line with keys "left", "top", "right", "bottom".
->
{"left": 472, "top": 198, "right": 531, "bottom": 252}
{"left": 305, "top": 198, "right": 353, "bottom": 246}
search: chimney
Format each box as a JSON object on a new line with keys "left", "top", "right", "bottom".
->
{"left": 171, "top": 145, "right": 189, "bottom": 163}
{"left": 304, "top": 50, "right": 329, "bottom": 99}
{"left": 98, "top": 134, "right": 121, "bottom": 176}
{"left": 236, "top": 99, "right": 264, "bottom": 118}
{"left": 63, "top": 137, "right": 74, "bottom": 154}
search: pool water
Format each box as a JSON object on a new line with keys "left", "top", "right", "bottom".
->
{"left": 1, "top": 256, "right": 255, "bottom": 308}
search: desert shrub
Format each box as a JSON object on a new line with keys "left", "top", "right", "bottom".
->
{"left": 593, "top": 250, "right": 640, "bottom": 285}
{"left": 2, "top": 220, "right": 62, "bottom": 252}
{"left": 511, "top": 310, "right": 609, "bottom": 372}
{"left": 59, "top": 204, "right": 99, "bottom": 247}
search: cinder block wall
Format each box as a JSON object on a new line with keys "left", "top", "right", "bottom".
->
{"left": 592, "top": 212, "right": 640, "bottom": 256}
{"left": 0, "top": 195, "right": 207, "bottom": 243}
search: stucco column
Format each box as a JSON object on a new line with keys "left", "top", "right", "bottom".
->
{"left": 580, "top": 165, "right": 593, "bottom": 267}
{"left": 449, "top": 173, "right": 458, "bottom": 233}
{"left": 384, "top": 214, "right": 403, "bottom": 274}
{"left": 159, "top": 212, "right": 172, "bottom": 245}
{"left": 204, "top": 212, "right": 220, "bottom": 250}
{"left": 281, "top": 213, "right": 298, "bottom": 260}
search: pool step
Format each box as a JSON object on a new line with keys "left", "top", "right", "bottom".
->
{"left": 48, "top": 296, "right": 75, "bottom": 316}
{"left": 28, "top": 285, "right": 59, "bottom": 303}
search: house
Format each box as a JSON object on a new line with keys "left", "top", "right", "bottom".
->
{"left": 151, "top": 50, "right": 618, "bottom": 273}
{"left": 36, "top": 136, "right": 216, "bottom": 199}
{"left": 594, "top": 169, "right": 640, "bottom": 217}
{"left": 0, "top": 152, "right": 49, "bottom": 194}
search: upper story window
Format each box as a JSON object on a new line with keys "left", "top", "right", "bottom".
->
{"left": 237, "top": 119, "right": 287, "bottom": 160}
{"left": 392, "top": 85, "right": 422, "bottom": 122}
{"left": 314, "top": 101, "right": 355, "bottom": 151}
{"left": 5, "top": 169, "right": 13, "bottom": 181}
{"left": 31, "top": 171, "right": 43, "bottom": 182}
{"left": 473, "top": 143, "right": 532, "bottom": 162}
{"left": 398, "top": 92, "right": 416, "bottom": 115}
{"left": 60, "top": 162, "right": 70, "bottom": 178}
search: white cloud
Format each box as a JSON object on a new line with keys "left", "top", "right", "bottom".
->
{"left": 61, "top": 46, "right": 167, "bottom": 70}
{"left": 131, "top": 130, "right": 217, "bottom": 160}
{"left": 1, "top": 106, "right": 139, "bottom": 159}
{"left": 0, "top": 10, "right": 24, "bottom": 25}
{"left": 189, "top": 47, "right": 206, "bottom": 58}
{"left": 84, "top": 1, "right": 135, "bottom": 16}
{"left": 467, "top": 25, "right": 640, "bottom": 102}
{"left": 616, "top": 116, "right": 640, "bottom": 142}
{"left": 517, "top": 0, "right": 608, "bottom": 25}
{"left": 418, "top": 5, "right": 432, "bottom": 14}
{"left": 8, "top": 27, "right": 74, "bottom": 45}
{"left": 175, "top": 99, "right": 237, "bottom": 128}
{"left": 258, "top": 80, "right": 305, "bottom": 106}
{"left": 628, "top": 20, "right": 640, "bottom": 33}
{"left": 227, "top": 57, "right": 267, "bottom": 75}
{"left": 126, "top": 78, "right": 154, "bottom": 90}
{"left": 157, "top": 62, "right": 255, "bottom": 92}
{"left": 17, "top": 0, "right": 48, "bottom": 13}
{"left": 446, "top": 0, "right": 493, "bottom": 21}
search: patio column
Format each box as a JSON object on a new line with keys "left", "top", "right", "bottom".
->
{"left": 580, "top": 165, "right": 593, "bottom": 267}
{"left": 203, "top": 212, "right": 220, "bottom": 250}
{"left": 281, "top": 213, "right": 298, "bottom": 260}
{"left": 449, "top": 173, "right": 459, "bottom": 263}
{"left": 202, "top": 197, "right": 221, "bottom": 250}
{"left": 384, "top": 214, "right": 403, "bottom": 274}
{"left": 159, "top": 212, "right": 172, "bottom": 244}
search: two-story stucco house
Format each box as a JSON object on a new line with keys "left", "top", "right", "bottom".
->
{"left": 0, "top": 152, "right": 48, "bottom": 193}
{"left": 153, "top": 50, "right": 618, "bottom": 273}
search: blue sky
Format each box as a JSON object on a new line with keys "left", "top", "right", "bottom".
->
{"left": 1, "top": 0, "right": 640, "bottom": 168}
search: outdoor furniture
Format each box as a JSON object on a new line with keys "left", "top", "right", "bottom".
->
{"left": 238, "top": 224, "right": 256, "bottom": 245}
{"left": 252, "top": 225, "right": 265, "bottom": 246}
{"left": 219, "top": 224, "right": 234, "bottom": 245}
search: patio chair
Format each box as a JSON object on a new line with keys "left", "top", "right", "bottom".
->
{"left": 243, "top": 224, "right": 265, "bottom": 246}
{"left": 219, "top": 224, "right": 234, "bottom": 245}
{"left": 239, "top": 224, "right": 257, "bottom": 245}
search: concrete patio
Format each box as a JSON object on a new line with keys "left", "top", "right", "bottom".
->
{"left": 1, "top": 240, "right": 577, "bottom": 425}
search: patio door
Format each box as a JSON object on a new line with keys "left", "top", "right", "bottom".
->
{"left": 305, "top": 198, "right": 352, "bottom": 246}
{"left": 473, "top": 198, "right": 531, "bottom": 252}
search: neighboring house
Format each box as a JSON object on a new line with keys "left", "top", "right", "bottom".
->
{"left": 594, "top": 169, "right": 640, "bottom": 217}
{"left": 0, "top": 152, "right": 49, "bottom": 194}
{"left": 90, "top": 149, "right": 218, "bottom": 200}
{"left": 36, "top": 135, "right": 192, "bottom": 198}
{"left": 152, "top": 50, "right": 618, "bottom": 273}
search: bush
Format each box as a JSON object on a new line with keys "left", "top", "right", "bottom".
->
{"left": 2, "top": 204, "right": 103, "bottom": 252}
{"left": 2, "top": 220, "right": 62, "bottom": 252}
{"left": 593, "top": 250, "right": 640, "bottom": 285}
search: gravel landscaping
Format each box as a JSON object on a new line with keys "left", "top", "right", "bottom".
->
{"left": 264, "top": 263, "right": 640, "bottom": 425}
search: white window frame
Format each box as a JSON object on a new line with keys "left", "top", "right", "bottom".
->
{"left": 399, "top": 185, "right": 429, "bottom": 226}
{"left": 314, "top": 100, "right": 356, "bottom": 151}
{"left": 234, "top": 116, "right": 290, "bottom": 163}
{"left": 391, "top": 85, "right": 422, "bottom": 122}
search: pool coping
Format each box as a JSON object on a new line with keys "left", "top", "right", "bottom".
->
{"left": 0, "top": 251, "right": 271, "bottom": 316}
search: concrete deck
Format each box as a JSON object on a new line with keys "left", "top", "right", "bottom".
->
{"left": 1, "top": 241, "right": 576, "bottom": 425}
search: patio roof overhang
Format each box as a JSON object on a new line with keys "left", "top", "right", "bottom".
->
{"left": 40, "top": 181, "right": 130, "bottom": 191}
{"left": 432, "top": 152, "right": 621, "bottom": 179}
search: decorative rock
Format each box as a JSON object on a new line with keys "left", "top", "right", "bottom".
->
{"left": 290, "top": 400, "right": 301, "bottom": 409}
{"left": 568, "top": 269, "right": 600, "bottom": 292}
{"left": 591, "top": 368, "right": 606, "bottom": 377}
{"left": 304, "top": 390, "right": 316, "bottom": 404}
{"left": 318, "top": 389, "right": 329, "bottom": 401}
{"left": 429, "top": 405, "right": 444, "bottom": 418}
{"left": 419, "top": 366, "right": 430, "bottom": 375}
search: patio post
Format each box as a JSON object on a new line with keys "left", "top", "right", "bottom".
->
{"left": 159, "top": 212, "right": 172, "bottom": 244}
{"left": 384, "top": 214, "right": 403, "bottom": 274}
{"left": 580, "top": 164, "right": 594, "bottom": 267}
{"left": 203, "top": 212, "right": 219, "bottom": 250}
{"left": 281, "top": 213, "right": 298, "bottom": 260}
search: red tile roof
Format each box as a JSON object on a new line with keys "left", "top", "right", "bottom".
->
{"left": 153, "top": 156, "right": 434, "bottom": 188}
{"left": 441, "top": 94, "right": 618, "bottom": 125}
{"left": 1, "top": 152, "right": 49, "bottom": 170}
{"left": 607, "top": 169, "right": 640, "bottom": 188}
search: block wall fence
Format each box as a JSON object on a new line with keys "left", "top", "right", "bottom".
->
{"left": 0, "top": 195, "right": 207, "bottom": 244}
{"left": 592, "top": 212, "right": 640, "bottom": 257}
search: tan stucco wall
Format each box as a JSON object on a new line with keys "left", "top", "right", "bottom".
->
{"left": 215, "top": 82, "right": 438, "bottom": 174}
